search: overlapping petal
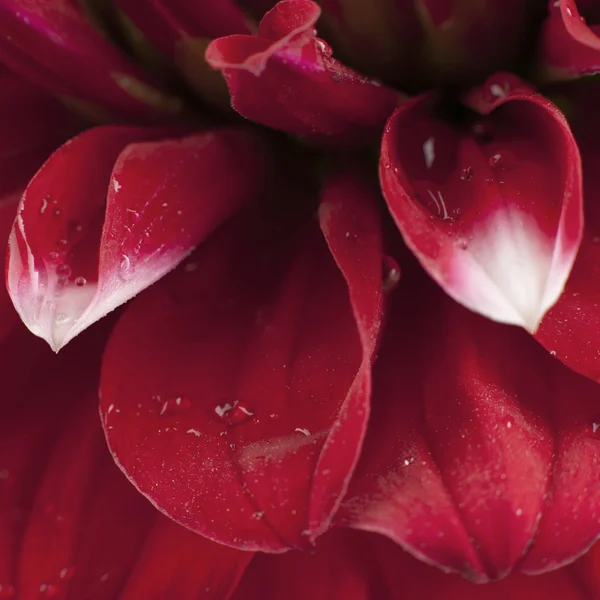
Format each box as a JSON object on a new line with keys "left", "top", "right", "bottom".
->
{"left": 0, "top": 0, "right": 182, "bottom": 120}
{"left": 538, "top": 0, "right": 600, "bottom": 80}
{"left": 535, "top": 84, "right": 600, "bottom": 381}
{"left": 380, "top": 74, "right": 583, "bottom": 332}
{"left": 99, "top": 165, "right": 385, "bottom": 551}
{"left": 205, "top": 0, "right": 402, "bottom": 146}
{"left": 0, "top": 315, "right": 251, "bottom": 599}
{"left": 7, "top": 125, "right": 273, "bottom": 351}
{"left": 233, "top": 528, "right": 598, "bottom": 599}
{"left": 337, "top": 265, "right": 600, "bottom": 582}
{"left": 114, "top": 0, "right": 252, "bottom": 108}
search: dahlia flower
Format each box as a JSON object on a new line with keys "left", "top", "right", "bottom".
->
{"left": 1, "top": 0, "right": 600, "bottom": 597}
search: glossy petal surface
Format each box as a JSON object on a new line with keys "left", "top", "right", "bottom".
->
{"left": 206, "top": 0, "right": 401, "bottom": 146}
{"left": 538, "top": 0, "right": 600, "bottom": 80}
{"left": 7, "top": 126, "right": 272, "bottom": 351}
{"left": 0, "top": 318, "right": 251, "bottom": 599}
{"left": 338, "top": 265, "right": 600, "bottom": 581}
{"left": 536, "top": 85, "right": 600, "bottom": 381}
{"left": 100, "top": 167, "right": 384, "bottom": 551}
{"left": 380, "top": 75, "right": 583, "bottom": 332}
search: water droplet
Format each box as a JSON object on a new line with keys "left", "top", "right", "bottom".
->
{"left": 456, "top": 238, "right": 469, "bottom": 250}
{"left": 470, "top": 120, "right": 494, "bottom": 143}
{"left": 48, "top": 251, "right": 62, "bottom": 263}
{"left": 215, "top": 401, "right": 255, "bottom": 426}
{"left": 56, "top": 276, "right": 69, "bottom": 288}
{"left": 118, "top": 255, "right": 133, "bottom": 281}
{"left": 460, "top": 166, "right": 473, "bottom": 181}
{"left": 74, "top": 276, "right": 87, "bottom": 287}
{"left": 57, "top": 239, "right": 68, "bottom": 248}
{"left": 59, "top": 566, "right": 76, "bottom": 581}
{"left": 157, "top": 395, "right": 192, "bottom": 417}
{"left": 382, "top": 255, "right": 400, "bottom": 292}
{"left": 295, "top": 427, "right": 311, "bottom": 436}
{"left": 592, "top": 422, "right": 600, "bottom": 436}
{"left": 56, "top": 264, "right": 71, "bottom": 277}
{"left": 53, "top": 208, "right": 62, "bottom": 218}
{"left": 55, "top": 313, "right": 68, "bottom": 324}
{"left": 39, "top": 583, "right": 59, "bottom": 597}
{"left": 488, "top": 150, "right": 515, "bottom": 170}
{"left": 0, "top": 584, "right": 16, "bottom": 598}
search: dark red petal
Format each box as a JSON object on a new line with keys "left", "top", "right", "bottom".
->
{"left": 380, "top": 75, "right": 583, "bottom": 332}
{"left": 0, "top": 320, "right": 251, "bottom": 599}
{"left": 0, "top": 0, "right": 182, "bottom": 120}
{"left": 337, "top": 266, "right": 600, "bottom": 581}
{"left": 535, "top": 85, "right": 600, "bottom": 381}
{"left": 233, "top": 528, "right": 594, "bottom": 599}
{"left": 100, "top": 165, "right": 385, "bottom": 551}
{"left": 205, "top": 0, "right": 401, "bottom": 146}
{"left": 538, "top": 0, "right": 600, "bottom": 80}
{"left": 7, "top": 125, "right": 271, "bottom": 351}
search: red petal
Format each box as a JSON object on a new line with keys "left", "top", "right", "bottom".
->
{"left": 380, "top": 75, "right": 583, "bottom": 332}
{"left": 538, "top": 0, "right": 600, "bottom": 80}
{"left": 100, "top": 165, "right": 385, "bottom": 551}
{"left": 0, "top": 322, "right": 251, "bottom": 599}
{"left": 7, "top": 126, "right": 271, "bottom": 351}
{"left": 337, "top": 266, "right": 600, "bottom": 581}
{"left": 535, "top": 85, "right": 600, "bottom": 381}
{"left": 233, "top": 528, "right": 594, "bottom": 599}
{"left": 205, "top": 0, "right": 401, "bottom": 146}
{"left": 115, "top": 0, "right": 251, "bottom": 56}
{"left": 0, "top": 0, "right": 182, "bottom": 120}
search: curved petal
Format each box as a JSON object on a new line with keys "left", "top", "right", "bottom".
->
{"left": 205, "top": 0, "right": 401, "bottom": 146}
{"left": 538, "top": 0, "right": 600, "bottom": 80}
{"left": 233, "top": 528, "right": 595, "bottom": 599}
{"left": 0, "top": 0, "right": 182, "bottom": 120}
{"left": 337, "top": 265, "right": 600, "bottom": 582}
{"left": 0, "top": 322, "right": 251, "bottom": 599}
{"left": 99, "top": 165, "right": 385, "bottom": 552}
{"left": 380, "top": 75, "right": 583, "bottom": 332}
{"left": 535, "top": 84, "right": 600, "bottom": 381}
{"left": 7, "top": 126, "right": 272, "bottom": 351}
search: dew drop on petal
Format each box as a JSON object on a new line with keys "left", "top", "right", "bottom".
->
{"left": 215, "top": 401, "right": 255, "bottom": 426}
{"left": 56, "top": 264, "right": 71, "bottom": 278}
{"left": 74, "top": 276, "right": 87, "bottom": 287}
{"left": 118, "top": 255, "right": 133, "bottom": 281}
{"left": 157, "top": 395, "right": 192, "bottom": 417}
{"left": 48, "top": 251, "right": 61, "bottom": 264}
{"left": 59, "top": 567, "right": 76, "bottom": 581}
{"left": 52, "top": 208, "right": 62, "bottom": 218}
{"left": 592, "top": 421, "right": 600, "bottom": 437}
{"left": 460, "top": 166, "right": 473, "bottom": 181}
{"left": 382, "top": 255, "right": 401, "bottom": 292}
{"left": 39, "top": 583, "right": 59, "bottom": 598}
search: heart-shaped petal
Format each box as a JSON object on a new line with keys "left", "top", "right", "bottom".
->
{"left": 205, "top": 0, "right": 402, "bottom": 146}
{"left": 380, "top": 74, "right": 583, "bottom": 332}
{"left": 338, "top": 264, "right": 600, "bottom": 581}
{"left": 100, "top": 165, "right": 385, "bottom": 551}
{"left": 7, "top": 125, "right": 273, "bottom": 351}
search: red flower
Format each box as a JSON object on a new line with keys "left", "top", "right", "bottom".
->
{"left": 0, "top": 0, "right": 599, "bottom": 597}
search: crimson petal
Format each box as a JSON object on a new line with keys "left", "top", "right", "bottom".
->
{"left": 100, "top": 165, "right": 385, "bottom": 551}
{"left": 535, "top": 85, "right": 600, "bottom": 381}
{"left": 538, "top": 0, "right": 600, "bottom": 80}
{"left": 7, "top": 126, "right": 271, "bottom": 351}
{"left": 0, "top": 0, "right": 182, "bottom": 120}
{"left": 205, "top": 0, "right": 401, "bottom": 146}
{"left": 0, "top": 321, "right": 251, "bottom": 599}
{"left": 380, "top": 74, "right": 583, "bottom": 332}
{"left": 338, "top": 267, "right": 600, "bottom": 581}
{"left": 233, "top": 528, "right": 596, "bottom": 599}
